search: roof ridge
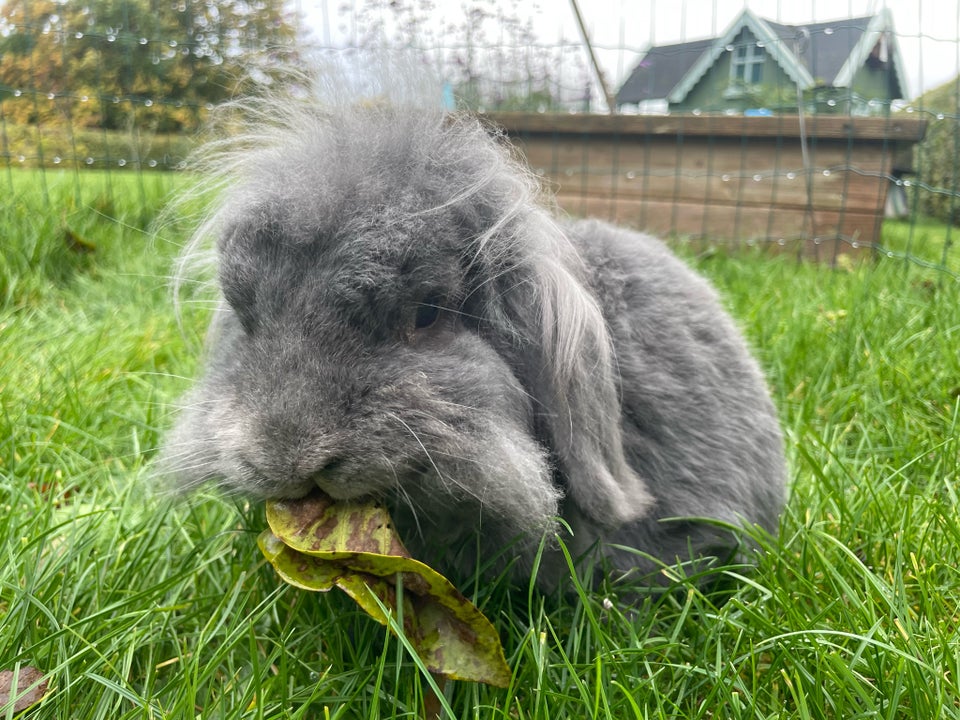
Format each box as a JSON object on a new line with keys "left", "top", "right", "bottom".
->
{"left": 642, "top": 13, "right": 878, "bottom": 52}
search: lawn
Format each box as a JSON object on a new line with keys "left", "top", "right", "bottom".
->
{"left": 2, "top": 168, "right": 959, "bottom": 718}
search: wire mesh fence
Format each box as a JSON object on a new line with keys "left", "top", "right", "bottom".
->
{"left": 2, "top": 0, "right": 958, "bottom": 275}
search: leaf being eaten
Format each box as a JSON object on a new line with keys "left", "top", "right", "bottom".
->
{"left": 258, "top": 492, "right": 512, "bottom": 688}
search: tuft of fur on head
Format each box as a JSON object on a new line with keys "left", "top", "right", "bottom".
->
{"left": 174, "top": 55, "right": 614, "bottom": 395}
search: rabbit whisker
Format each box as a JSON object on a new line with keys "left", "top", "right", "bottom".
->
{"left": 384, "top": 411, "right": 488, "bottom": 507}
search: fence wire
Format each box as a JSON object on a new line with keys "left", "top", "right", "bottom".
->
{"left": 1, "top": 0, "right": 958, "bottom": 276}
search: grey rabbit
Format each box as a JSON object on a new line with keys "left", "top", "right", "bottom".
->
{"left": 161, "top": 71, "right": 786, "bottom": 590}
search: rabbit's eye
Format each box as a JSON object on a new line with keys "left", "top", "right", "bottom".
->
{"left": 414, "top": 294, "right": 442, "bottom": 330}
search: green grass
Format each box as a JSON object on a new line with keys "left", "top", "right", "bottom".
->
{"left": 875, "top": 216, "right": 960, "bottom": 276}
{"left": 2, "top": 167, "right": 959, "bottom": 718}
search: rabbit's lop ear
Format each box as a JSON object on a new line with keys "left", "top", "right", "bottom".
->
{"left": 491, "top": 216, "right": 654, "bottom": 529}
{"left": 534, "top": 261, "right": 653, "bottom": 528}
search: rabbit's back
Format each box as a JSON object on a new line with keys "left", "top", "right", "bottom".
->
{"left": 561, "top": 219, "right": 785, "bottom": 576}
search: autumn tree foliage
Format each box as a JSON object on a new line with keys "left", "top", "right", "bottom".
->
{"left": 0, "top": 0, "right": 300, "bottom": 132}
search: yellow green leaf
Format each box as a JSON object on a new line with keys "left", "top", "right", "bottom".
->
{"left": 259, "top": 493, "right": 512, "bottom": 687}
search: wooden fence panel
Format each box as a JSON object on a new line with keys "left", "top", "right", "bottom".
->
{"left": 486, "top": 112, "right": 926, "bottom": 254}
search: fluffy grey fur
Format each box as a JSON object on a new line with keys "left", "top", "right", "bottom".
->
{"left": 161, "top": 76, "right": 786, "bottom": 589}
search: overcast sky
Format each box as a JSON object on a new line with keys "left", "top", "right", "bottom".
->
{"left": 296, "top": 0, "right": 960, "bottom": 99}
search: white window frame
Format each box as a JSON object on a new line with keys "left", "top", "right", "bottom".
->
{"left": 730, "top": 40, "right": 765, "bottom": 85}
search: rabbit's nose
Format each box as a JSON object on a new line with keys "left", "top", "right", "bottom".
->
{"left": 307, "top": 456, "right": 369, "bottom": 500}
{"left": 306, "top": 455, "right": 344, "bottom": 480}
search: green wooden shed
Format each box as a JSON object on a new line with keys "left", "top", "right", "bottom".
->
{"left": 617, "top": 9, "right": 908, "bottom": 115}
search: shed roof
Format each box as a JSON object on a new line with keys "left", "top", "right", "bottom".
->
{"left": 615, "top": 38, "right": 714, "bottom": 105}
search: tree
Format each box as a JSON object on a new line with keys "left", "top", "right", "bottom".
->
{"left": 0, "top": 0, "right": 301, "bottom": 132}
{"left": 911, "top": 77, "right": 960, "bottom": 226}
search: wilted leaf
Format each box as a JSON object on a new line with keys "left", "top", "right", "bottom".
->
{"left": 0, "top": 666, "right": 48, "bottom": 713}
{"left": 258, "top": 493, "right": 512, "bottom": 687}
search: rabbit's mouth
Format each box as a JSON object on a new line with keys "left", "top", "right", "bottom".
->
{"left": 301, "top": 457, "right": 403, "bottom": 504}
{"left": 310, "top": 479, "right": 367, "bottom": 502}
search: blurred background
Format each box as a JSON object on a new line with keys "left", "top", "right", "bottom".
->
{"left": 2, "top": 0, "right": 958, "bottom": 271}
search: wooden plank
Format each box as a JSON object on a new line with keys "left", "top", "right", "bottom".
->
{"left": 561, "top": 195, "right": 884, "bottom": 246}
{"left": 536, "top": 164, "right": 888, "bottom": 210}
{"left": 564, "top": 196, "right": 797, "bottom": 239}
{"left": 516, "top": 134, "right": 892, "bottom": 175}
{"left": 515, "top": 136, "right": 892, "bottom": 180}
{"left": 487, "top": 111, "right": 928, "bottom": 143}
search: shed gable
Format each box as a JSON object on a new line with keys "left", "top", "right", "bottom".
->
{"left": 616, "top": 9, "right": 906, "bottom": 113}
